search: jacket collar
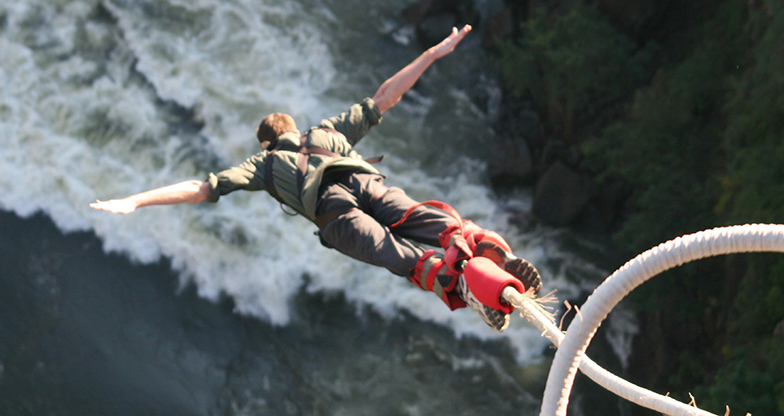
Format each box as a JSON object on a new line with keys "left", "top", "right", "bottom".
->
{"left": 276, "top": 131, "right": 301, "bottom": 147}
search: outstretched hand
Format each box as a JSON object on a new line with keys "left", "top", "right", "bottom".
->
{"left": 430, "top": 25, "right": 472, "bottom": 59}
{"left": 89, "top": 199, "right": 137, "bottom": 214}
{"left": 373, "top": 24, "right": 473, "bottom": 114}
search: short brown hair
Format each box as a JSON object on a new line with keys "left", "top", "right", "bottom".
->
{"left": 256, "top": 113, "right": 297, "bottom": 147}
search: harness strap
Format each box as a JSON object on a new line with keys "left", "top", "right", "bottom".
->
{"left": 264, "top": 128, "right": 384, "bottom": 217}
{"left": 388, "top": 200, "right": 464, "bottom": 231}
{"left": 409, "top": 250, "right": 467, "bottom": 311}
{"left": 264, "top": 150, "right": 281, "bottom": 202}
{"left": 295, "top": 141, "right": 340, "bottom": 192}
{"left": 264, "top": 132, "right": 340, "bottom": 207}
{"left": 296, "top": 148, "right": 309, "bottom": 193}
{"left": 391, "top": 200, "right": 483, "bottom": 274}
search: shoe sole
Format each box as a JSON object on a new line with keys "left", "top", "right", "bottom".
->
{"left": 504, "top": 257, "right": 542, "bottom": 296}
{"left": 457, "top": 275, "right": 510, "bottom": 332}
{"left": 475, "top": 241, "right": 542, "bottom": 296}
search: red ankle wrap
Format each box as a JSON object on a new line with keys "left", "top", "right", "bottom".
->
{"left": 409, "top": 250, "right": 466, "bottom": 311}
{"left": 463, "top": 257, "right": 524, "bottom": 314}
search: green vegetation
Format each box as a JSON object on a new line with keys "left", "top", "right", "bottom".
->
{"left": 498, "top": 1, "right": 784, "bottom": 415}
{"left": 498, "top": 2, "right": 651, "bottom": 144}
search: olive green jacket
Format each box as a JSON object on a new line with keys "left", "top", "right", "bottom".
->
{"left": 205, "top": 98, "right": 383, "bottom": 221}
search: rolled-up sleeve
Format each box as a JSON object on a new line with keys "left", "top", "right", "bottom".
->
{"left": 318, "top": 97, "right": 382, "bottom": 146}
{"left": 205, "top": 156, "right": 266, "bottom": 203}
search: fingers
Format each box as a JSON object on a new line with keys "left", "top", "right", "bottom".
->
{"left": 89, "top": 199, "right": 128, "bottom": 214}
{"left": 456, "top": 24, "right": 472, "bottom": 38}
{"left": 433, "top": 25, "right": 472, "bottom": 58}
{"left": 460, "top": 25, "right": 472, "bottom": 40}
{"left": 89, "top": 201, "right": 112, "bottom": 212}
{"left": 446, "top": 25, "right": 471, "bottom": 47}
{"left": 447, "top": 25, "right": 471, "bottom": 39}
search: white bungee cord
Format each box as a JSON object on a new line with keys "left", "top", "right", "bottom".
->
{"left": 504, "top": 288, "right": 719, "bottom": 416}
{"left": 504, "top": 224, "right": 784, "bottom": 416}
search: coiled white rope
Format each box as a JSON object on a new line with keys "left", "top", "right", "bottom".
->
{"left": 504, "top": 287, "right": 719, "bottom": 416}
{"left": 505, "top": 224, "right": 784, "bottom": 416}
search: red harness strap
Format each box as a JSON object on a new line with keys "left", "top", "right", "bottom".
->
{"left": 408, "top": 250, "right": 466, "bottom": 311}
{"left": 388, "top": 200, "right": 464, "bottom": 231}
{"left": 390, "top": 200, "right": 513, "bottom": 276}
{"left": 389, "top": 200, "right": 476, "bottom": 274}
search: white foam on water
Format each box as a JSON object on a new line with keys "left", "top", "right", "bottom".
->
{"left": 0, "top": 0, "right": 602, "bottom": 362}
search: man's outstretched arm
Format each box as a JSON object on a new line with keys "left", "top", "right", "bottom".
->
{"left": 90, "top": 180, "right": 211, "bottom": 214}
{"left": 372, "top": 25, "right": 472, "bottom": 115}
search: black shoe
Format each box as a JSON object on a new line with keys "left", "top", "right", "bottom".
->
{"left": 456, "top": 274, "right": 511, "bottom": 332}
{"left": 474, "top": 241, "right": 542, "bottom": 296}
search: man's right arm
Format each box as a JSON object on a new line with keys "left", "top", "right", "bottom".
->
{"left": 89, "top": 180, "right": 210, "bottom": 214}
{"left": 91, "top": 155, "right": 266, "bottom": 214}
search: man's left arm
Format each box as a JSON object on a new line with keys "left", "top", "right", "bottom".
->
{"left": 318, "top": 98, "right": 383, "bottom": 147}
{"left": 372, "top": 25, "right": 472, "bottom": 115}
{"left": 320, "top": 25, "right": 472, "bottom": 147}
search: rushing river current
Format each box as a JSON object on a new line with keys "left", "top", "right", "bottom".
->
{"left": 0, "top": 0, "right": 636, "bottom": 414}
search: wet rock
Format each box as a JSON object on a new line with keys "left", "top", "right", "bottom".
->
{"left": 775, "top": 319, "right": 784, "bottom": 341}
{"left": 401, "top": 0, "right": 478, "bottom": 48}
{"left": 626, "top": 310, "right": 667, "bottom": 394}
{"left": 418, "top": 13, "right": 458, "bottom": 48}
{"left": 494, "top": 101, "right": 545, "bottom": 168}
{"left": 485, "top": 77, "right": 503, "bottom": 123}
{"left": 539, "top": 138, "right": 585, "bottom": 172}
{"left": 533, "top": 161, "right": 592, "bottom": 226}
{"left": 517, "top": 105, "right": 546, "bottom": 156}
{"left": 401, "top": 0, "right": 435, "bottom": 26}
{"left": 588, "top": 180, "right": 625, "bottom": 231}
{"left": 488, "top": 136, "right": 535, "bottom": 188}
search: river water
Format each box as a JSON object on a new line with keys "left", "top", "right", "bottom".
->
{"left": 0, "top": 0, "right": 635, "bottom": 414}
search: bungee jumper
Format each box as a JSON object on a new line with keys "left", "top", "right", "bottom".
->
{"left": 90, "top": 25, "right": 542, "bottom": 332}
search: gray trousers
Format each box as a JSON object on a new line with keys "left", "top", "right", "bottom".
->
{"left": 316, "top": 172, "right": 457, "bottom": 277}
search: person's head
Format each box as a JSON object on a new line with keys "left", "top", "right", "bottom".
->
{"left": 256, "top": 113, "right": 298, "bottom": 149}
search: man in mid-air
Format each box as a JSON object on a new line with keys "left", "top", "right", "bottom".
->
{"left": 91, "top": 25, "right": 542, "bottom": 331}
